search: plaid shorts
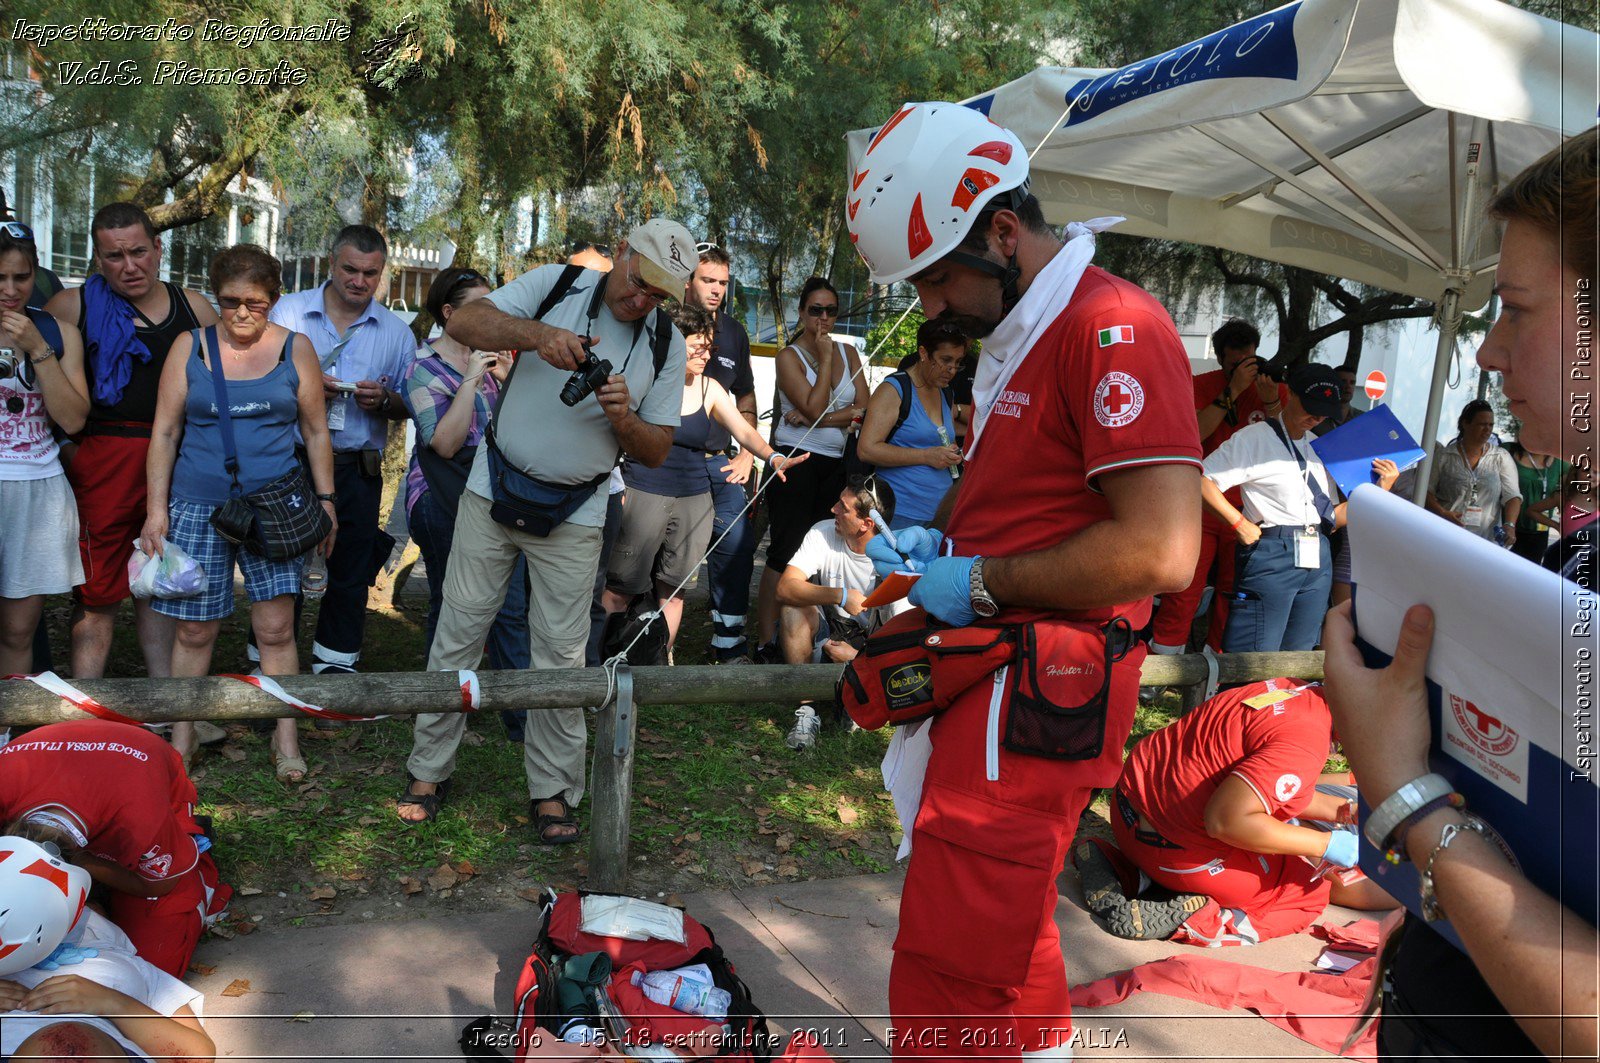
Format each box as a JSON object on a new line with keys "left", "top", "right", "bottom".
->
{"left": 152, "top": 498, "right": 305, "bottom": 622}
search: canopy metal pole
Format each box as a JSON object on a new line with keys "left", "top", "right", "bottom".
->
{"left": 1412, "top": 116, "right": 1491, "bottom": 504}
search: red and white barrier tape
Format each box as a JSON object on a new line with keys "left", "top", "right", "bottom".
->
{"left": 457, "top": 670, "right": 481, "bottom": 713}
{"left": 220, "top": 673, "right": 386, "bottom": 722}
{"left": 7, "top": 670, "right": 485, "bottom": 725}
{"left": 5, "top": 671, "right": 142, "bottom": 726}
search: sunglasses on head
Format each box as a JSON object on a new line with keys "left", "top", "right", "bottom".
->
{"left": 695, "top": 241, "right": 719, "bottom": 255}
{"left": 805, "top": 303, "right": 839, "bottom": 318}
{"left": 443, "top": 268, "right": 486, "bottom": 301}
{"left": 0, "top": 221, "right": 34, "bottom": 242}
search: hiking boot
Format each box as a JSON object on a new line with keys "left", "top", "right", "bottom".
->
{"left": 785, "top": 706, "right": 820, "bottom": 751}
{"left": 1073, "top": 839, "right": 1205, "bottom": 941}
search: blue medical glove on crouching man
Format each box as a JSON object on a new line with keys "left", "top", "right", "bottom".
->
{"left": 864, "top": 528, "right": 977, "bottom": 627}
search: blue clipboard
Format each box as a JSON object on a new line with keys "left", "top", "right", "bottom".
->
{"left": 1310, "top": 405, "right": 1426, "bottom": 498}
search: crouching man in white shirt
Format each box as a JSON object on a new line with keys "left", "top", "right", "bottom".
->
{"left": 775, "top": 475, "right": 910, "bottom": 749}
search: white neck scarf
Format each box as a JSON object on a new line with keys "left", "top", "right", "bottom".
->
{"left": 966, "top": 217, "right": 1124, "bottom": 461}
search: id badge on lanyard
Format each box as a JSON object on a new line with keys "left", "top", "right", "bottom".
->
{"left": 1295, "top": 529, "right": 1320, "bottom": 569}
{"left": 1463, "top": 480, "right": 1486, "bottom": 527}
{"left": 327, "top": 397, "right": 347, "bottom": 432}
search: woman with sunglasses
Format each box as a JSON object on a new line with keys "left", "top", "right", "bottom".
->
{"left": 142, "top": 245, "right": 337, "bottom": 778}
{"left": 0, "top": 221, "right": 90, "bottom": 677}
{"left": 755, "top": 277, "right": 868, "bottom": 653}
{"left": 603, "top": 304, "right": 805, "bottom": 660}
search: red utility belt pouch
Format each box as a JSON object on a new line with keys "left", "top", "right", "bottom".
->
{"left": 835, "top": 607, "right": 1017, "bottom": 730}
{"left": 1001, "top": 616, "right": 1134, "bottom": 760}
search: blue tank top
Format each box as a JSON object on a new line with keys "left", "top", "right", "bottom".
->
{"left": 625, "top": 379, "right": 716, "bottom": 498}
{"left": 172, "top": 331, "right": 303, "bottom": 505}
{"left": 875, "top": 374, "right": 956, "bottom": 527}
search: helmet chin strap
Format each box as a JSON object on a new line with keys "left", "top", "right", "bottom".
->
{"left": 946, "top": 248, "right": 1023, "bottom": 315}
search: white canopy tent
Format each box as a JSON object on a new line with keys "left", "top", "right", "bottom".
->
{"left": 847, "top": 0, "right": 1598, "bottom": 498}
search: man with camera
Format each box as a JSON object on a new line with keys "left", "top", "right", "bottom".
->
{"left": 265, "top": 225, "right": 415, "bottom": 678}
{"left": 1147, "top": 318, "right": 1286, "bottom": 656}
{"left": 399, "top": 219, "right": 691, "bottom": 845}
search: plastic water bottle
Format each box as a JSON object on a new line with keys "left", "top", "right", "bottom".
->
{"left": 936, "top": 425, "right": 961, "bottom": 480}
{"left": 301, "top": 552, "right": 328, "bottom": 598}
{"left": 630, "top": 969, "right": 732, "bottom": 1021}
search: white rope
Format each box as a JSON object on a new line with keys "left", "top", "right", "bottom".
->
{"left": 610, "top": 94, "right": 1082, "bottom": 667}
{"left": 609, "top": 299, "right": 923, "bottom": 665}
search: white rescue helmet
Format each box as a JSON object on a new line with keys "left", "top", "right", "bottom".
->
{"left": 0, "top": 835, "right": 91, "bottom": 975}
{"left": 846, "top": 101, "right": 1031, "bottom": 285}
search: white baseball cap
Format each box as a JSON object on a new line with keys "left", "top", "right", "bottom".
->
{"left": 626, "top": 218, "right": 697, "bottom": 295}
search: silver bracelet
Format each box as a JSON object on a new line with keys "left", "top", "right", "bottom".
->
{"left": 1419, "top": 813, "right": 1485, "bottom": 922}
{"left": 1364, "top": 773, "right": 1453, "bottom": 850}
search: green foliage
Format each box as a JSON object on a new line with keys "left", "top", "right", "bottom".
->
{"left": 865, "top": 308, "right": 925, "bottom": 368}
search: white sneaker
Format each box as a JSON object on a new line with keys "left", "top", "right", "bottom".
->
{"left": 785, "top": 706, "right": 820, "bottom": 751}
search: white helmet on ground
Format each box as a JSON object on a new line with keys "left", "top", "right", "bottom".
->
{"left": 847, "top": 101, "right": 1032, "bottom": 285}
{"left": 0, "top": 835, "right": 91, "bottom": 975}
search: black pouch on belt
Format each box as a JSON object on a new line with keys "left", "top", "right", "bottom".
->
{"left": 1002, "top": 617, "right": 1133, "bottom": 760}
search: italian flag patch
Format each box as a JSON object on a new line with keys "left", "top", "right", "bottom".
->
{"left": 1098, "top": 325, "right": 1134, "bottom": 347}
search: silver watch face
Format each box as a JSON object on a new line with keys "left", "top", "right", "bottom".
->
{"left": 972, "top": 597, "right": 999, "bottom": 618}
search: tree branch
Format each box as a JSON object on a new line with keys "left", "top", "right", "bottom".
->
{"left": 1301, "top": 301, "right": 1436, "bottom": 348}
{"left": 1210, "top": 247, "right": 1287, "bottom": 331}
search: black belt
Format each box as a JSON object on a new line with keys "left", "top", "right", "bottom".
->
{"left": 1114, "top": 789, "right": 1182, "bottom": 850}
{"left": 333, "top": 449, "right": 381, "bottom": 467}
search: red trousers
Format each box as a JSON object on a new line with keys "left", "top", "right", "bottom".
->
{"left": 1149, "top": 513, "right": 1234, "bottom": 652}
{"left": 108, "top": 851, "right": 231, "bottom": 978}
{"left": 888, "top": 650, "right": 1143, "bottom": 1060}
{"left": 1109, "top": 807, "right": 1330, "bottom": 946}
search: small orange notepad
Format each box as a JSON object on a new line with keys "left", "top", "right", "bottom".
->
{"left": 862, "top": 571, "right": 920, "bottom": 609}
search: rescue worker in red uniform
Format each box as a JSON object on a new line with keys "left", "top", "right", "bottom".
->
{"left": 1147, "top": 319, "right": 1286, "bottom": 654}
{"left": 1113, "top": 679, "right": 1396, "bottom": 946}
{"left": 847, "top": 101, "right": 1203, "bottom": 1059}
{"left": 0, "top": 720, "right": 230, "bottom": 977}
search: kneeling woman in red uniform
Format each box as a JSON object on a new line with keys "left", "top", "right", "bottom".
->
{"left": 1112, "top": 680, "right": 1395, "bottom": 946}
{"left": 0, "top": 720, "right": 231, "bottom": 976}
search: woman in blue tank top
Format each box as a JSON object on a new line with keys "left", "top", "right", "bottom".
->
{"left": 142, "top": 245, "right": 337, "bottom": 779}
{"left": 0, "top": 221, "right": 90, "bottom": 677}
{"left": 603, "top": 305, "right": 805, "bottom": 659}
{"left": 856, "top": 319, "right": 969, "bottom": 529}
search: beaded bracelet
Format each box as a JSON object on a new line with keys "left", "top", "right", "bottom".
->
{"left": 1382, "top": 790, "right": 1465, "bottom": 864}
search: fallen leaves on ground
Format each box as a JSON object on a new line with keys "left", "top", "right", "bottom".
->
{"left": 837, "top": 804, "right": 859, "bottom": 825}
{"left": 775, "top": 832, "right": 795, "bottom": 853}
{"left": 188, "top": 963, "right": 217, "bottom": 977}
{"left": 238, "top": 886, "right": 263, "bottom": 897}
{"left": 222, "top": 979, "right": 251, "bottom": 997}
{"left": 738, "top": 858, "right": 765, "bottom": 876}
{"left": 515, "top": 888, "right": 544, "bottom": 903}
{"left": 309, "top": 886, "right": 337, "bottom": 901}
{"left": 427, "top": 864, "right": 460, "bottom": 891}
{"left": 399, "top": 876, "right": 423, "bottom": 896}
{"left": 219, "top": 745, "right": 248, "bottom": 763}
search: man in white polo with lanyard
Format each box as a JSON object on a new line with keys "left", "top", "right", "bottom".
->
{"left": 398, "top": 220, "right": 690, "bottom": 845}
{"left": 267, "top": 224, "right": 415, "bottom": 677}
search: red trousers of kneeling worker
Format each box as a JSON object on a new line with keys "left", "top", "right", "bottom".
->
{"left": 1094, "top": 679, "right": 1396, "bottom": 947}
{"left": 0, "top": 720, "right": 231, "bottom": 976}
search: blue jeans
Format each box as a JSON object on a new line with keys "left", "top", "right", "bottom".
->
{"left": 704, "top": 457, "right": 756, "bottom": 661}
{"left": 410, "top": 490, "right": 531, "bottom": 733}
{"left": 1222, "top": 532, "right": 1332, "bottom": 653}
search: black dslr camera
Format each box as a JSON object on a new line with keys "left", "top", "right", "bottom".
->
{"left": 559, "top": 340, "right": 612, "bottom": 407}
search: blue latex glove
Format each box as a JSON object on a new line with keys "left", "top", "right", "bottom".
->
{"left": 35, "top": 940, "right": 99, "bottom": 970}
{"left": 863, "top": 525, "right": 942, "bottom": 579}
{"left": 907, "top": 555, "right": 977, "bottom": 626}
{"left": 1322, "top": 828, "right": 1359, "bottom": 869}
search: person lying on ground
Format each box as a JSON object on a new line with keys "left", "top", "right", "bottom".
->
{"left": 0, "top": 834, "right": 215, "bottom": 1063}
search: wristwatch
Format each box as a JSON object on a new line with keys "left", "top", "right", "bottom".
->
{"left": 968, "top": 555, "right": 999, "bottom": 618}
{"left": 316, "top": 492, "right": 338, "bottom": 503}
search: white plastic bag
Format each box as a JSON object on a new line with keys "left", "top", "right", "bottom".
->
{"left": 127, "top": 538, "right": 207, "bottom": 600}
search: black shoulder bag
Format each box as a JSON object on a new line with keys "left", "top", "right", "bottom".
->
{"left": 203, "top": 326, "right": 332, "bottom": 560}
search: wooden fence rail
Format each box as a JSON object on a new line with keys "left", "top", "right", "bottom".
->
{"left": 0, "top": 650, "right": 1324, "bottom": 890}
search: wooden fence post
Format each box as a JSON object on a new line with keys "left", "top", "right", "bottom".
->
{"left": 588, "top": 664, "right": 637, "bottom": 892}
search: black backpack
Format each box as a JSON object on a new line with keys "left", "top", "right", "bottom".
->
{"left": 852, "top": 369, "right": 954, "bottom": 476}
